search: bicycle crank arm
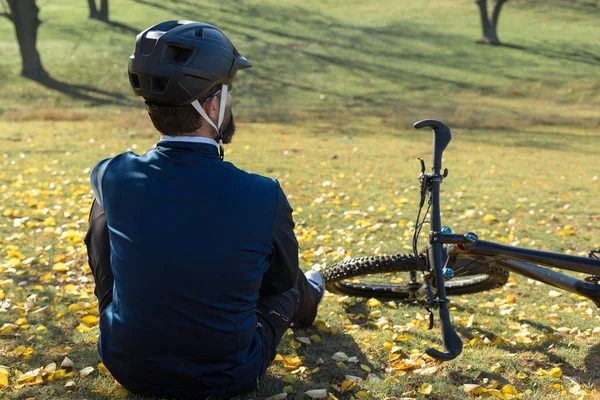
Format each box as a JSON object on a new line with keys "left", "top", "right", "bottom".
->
{"left": 424, "top": 300, "right": 463, "bottom": 361}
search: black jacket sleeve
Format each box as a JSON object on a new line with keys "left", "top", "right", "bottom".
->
{"left": 259, "top": 184, "right": 299, "bottom": 297}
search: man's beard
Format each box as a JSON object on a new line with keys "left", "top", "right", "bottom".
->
{"left": 220, "top": 111, "right": 236, "bottom": 144}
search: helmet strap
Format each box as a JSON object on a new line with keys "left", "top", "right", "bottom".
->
{"left": 191, "top": 84, "right": 229, "bottom": 160}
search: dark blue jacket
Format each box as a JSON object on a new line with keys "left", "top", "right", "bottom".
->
{"left": 90, "top": 140, "right": 298, "bottom": 398}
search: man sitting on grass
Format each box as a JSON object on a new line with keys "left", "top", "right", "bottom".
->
{"left": 84, "top": 20, "right": 324, "bottom": 399}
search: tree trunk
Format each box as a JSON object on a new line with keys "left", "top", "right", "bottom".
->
{"left": 491, "top": 0, "right": 507, "bottom": 29}
{"left": 7, "top": 0, "right": 48, "bottom": 78}
{"left": 475, "top": 0, "right": 502, "bottom": 45}
{"left": 99, "top": 0, "right": 109, "bottom": 22}
{"left": 88, "top": 0, "right": 108, "bottom": 21}
{"left": 87, "top": 0, "right": 99, "bottom": 19}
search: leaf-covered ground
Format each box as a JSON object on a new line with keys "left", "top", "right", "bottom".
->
{"left": 0, "top": 0, "right": 599, "bottom": 398}
{"left": 0, "top": 114, "right": 598, "bottom": 399}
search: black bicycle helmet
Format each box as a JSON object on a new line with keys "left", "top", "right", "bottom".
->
{"left": 128, "top": 20, "right": 252, "bottom": 105}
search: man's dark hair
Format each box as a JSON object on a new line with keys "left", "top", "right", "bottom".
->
{"left": 147, "top": 104, "right": 204, "bottom": 136}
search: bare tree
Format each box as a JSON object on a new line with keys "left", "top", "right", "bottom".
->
{"left": 87, "top": 0, "right": 109, "bottom": 22}
{"left": 475, "top": 0, "right": 508, "bottom": 45}
{"left": 1, "top": 0, "right": 48, "bottom": 78}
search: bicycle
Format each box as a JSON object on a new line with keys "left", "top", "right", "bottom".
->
{"left": 323, "top": 119, "right": 600, "bottom": 361}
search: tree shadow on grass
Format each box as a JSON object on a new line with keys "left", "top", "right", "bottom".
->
{"left": 452, "top": 128, "right": 599, "bottom": 155}
{"left": 583, "top": 342, "right": 600, "bottom": 386}
{"left": 247, "top": 327, "right": 380, "bottom": 399}
{"left": 30, "top": 75, "right": 133, "bottom": 107}
{"left": 454, "top": 320, "right": 600, "bottom": 385}
{"left": 72, "top": 327, "right": 379, "bottom": 400}
{"left": 499, "top": 40, "right": 600, "bottom": 66}
{"left": 104, "top": 19, "right": 141, "bottom": 35}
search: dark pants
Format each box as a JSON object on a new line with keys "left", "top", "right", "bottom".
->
{"left": 84, "top": 201, "right": 320, "bottom": 387}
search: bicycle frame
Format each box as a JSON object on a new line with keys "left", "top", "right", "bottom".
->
{"left": 413, "top": 120, "right": 600, "bottom": 361}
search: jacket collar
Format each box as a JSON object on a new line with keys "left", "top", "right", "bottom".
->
{"left": 159, "top": 135, "right": 218, "bottom": 148}
{"left": 156, "top": 137, "right": 220, "bottom": 159}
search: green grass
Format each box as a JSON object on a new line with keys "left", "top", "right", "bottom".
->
{"left": 0, "top": 0, "right": 599, "bottom": 399}
{"left": 1, "top": 0, "right": 599, "bottom": 128}
{"left": 0, "top": 114, "right": 598, "bottom": 399}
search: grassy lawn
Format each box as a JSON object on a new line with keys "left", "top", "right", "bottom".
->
{"left": 1, "top": 0, "right": 599, "bottom": 399}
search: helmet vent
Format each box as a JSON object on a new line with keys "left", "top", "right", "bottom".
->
{"left": 195, "top": 28, "right": 204, "bottom": 37}
{"left": 151, "top": 77, "right": 169, "bottom": 93}
{"left": 129, "top": 72, "right": 140, "bottom": 89}
{"left": 163, "top": 45, "right": 194, "bottom": 64}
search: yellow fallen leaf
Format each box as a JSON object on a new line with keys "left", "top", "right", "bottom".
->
{"left": 16, "top": 368, "right": 43, "bottom": 384}
{"left": 98, "top": 363, "right": 110, "bottom": 375}
{"left": 501, "top": 384, "right": 519, "bottom": 396}
{"left": 47, "top": 369, "right": 66, "bottom": 382}
{"left": 55, "top": 311, "right": 65, "bottom": 320}
{"left": 64, "top": 284, "right": 77, "bottom": 293}
{"left": 52, "top": 262, "right": 68, "bottom": 272}
{"left": 340, "top": 379, "right": 356, "bottom": 394}
{"left": 549, "top": 367, "right": 562, "bottom": 377}
{"left": 418, "top": 382, "right": 433, "bottom": 395}
{"left": 80, "top": 315, "right": 99, "bottom": 326}
{"left": 290, "top": 340, "right": 302, "bottom": 349}
{"left": 535, "top": 367, "right": 562, "bottom": 377}
{"left": 366, "top": 298, "right": 381, "bottom": 307}
{"left": 356, "top": 390, "right": 370, "bottom": 400}
{"left": 274, "top": 354, "right": 284, "bottom": 361}
{"left": 0, "top": 367, "right": 9, "bottom": 388}
{"left": 283, "top": 356, "right": 303, "bottom": 371}
{"left": 76, "top": 324, "right": 92, "bottom": 333}
{"left": 483, "top": 214, "right": 497, "bottom": 222}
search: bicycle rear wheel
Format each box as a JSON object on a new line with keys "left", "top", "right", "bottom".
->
{"left": 323, "top": 253, "right": 509, "bottom": 298}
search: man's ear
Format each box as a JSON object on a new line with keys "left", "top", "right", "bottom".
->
{"left": 204, "top": 96, "right": 219, "bottom": 120}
